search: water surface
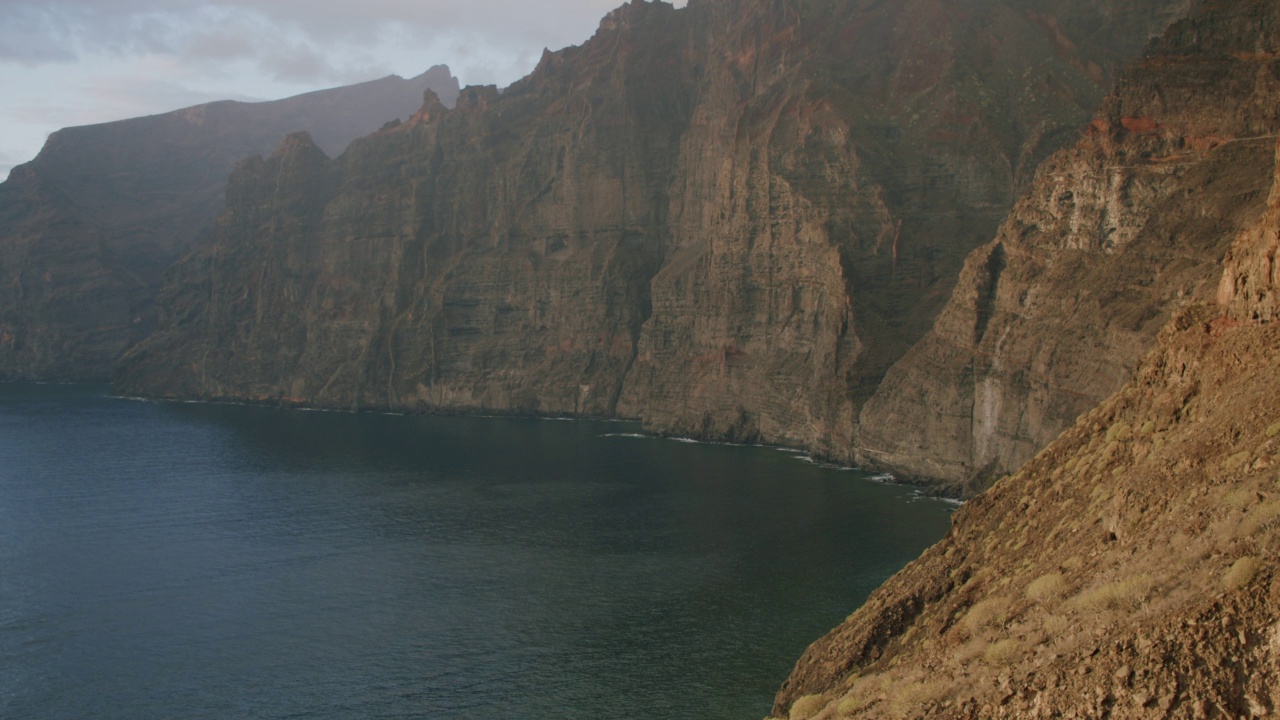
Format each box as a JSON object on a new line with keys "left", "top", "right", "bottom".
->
{"left": 0, "top": 384, "right": 951, "bottom": 719}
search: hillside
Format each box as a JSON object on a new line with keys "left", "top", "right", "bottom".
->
{"left": 0, "top": 66, "right": 459, "bottom": 381}
{"left": 772, "top": 1, "right": 1280, "bottom": 716}
{"left": 775, "top": 178, "right": 1280, "bottom": 719}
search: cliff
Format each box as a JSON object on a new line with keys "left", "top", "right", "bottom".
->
{"left": 116, "top": 0, "right": 1187, "bottom": 460}
{"left": 858, "top": 0, "right": 1280, "bottom": 490}
{"left": 772, "top": 6, "right": 1280, "bottom": 717}
{"left": 0, "top": 66, "right": 459, "bottom": 382}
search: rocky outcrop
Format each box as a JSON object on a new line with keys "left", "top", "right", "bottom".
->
{"left": 0, "top": 66, "right": 459, "bottom": 381}
{"left": 774, "top": 138, "right": 1280, "bottom": 719}
{"left": 117, "top": 0, "right": 1188, "bottom": 460}
{"left": 857, "top": 0, "right": 1280, "bottom": 490}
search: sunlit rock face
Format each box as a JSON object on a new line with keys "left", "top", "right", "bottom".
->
{"left": 118, "top": 0, "right": 1186, "bottom": 471}
{"left": 0, "top": 67, "right": 459, "bottom": 381}
{"left": 857, "top": 0, "right": 1280, "bottom": 490}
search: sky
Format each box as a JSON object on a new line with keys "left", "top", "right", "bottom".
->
{"left": 0, "top": 0, "right": 686, "bottom": 180}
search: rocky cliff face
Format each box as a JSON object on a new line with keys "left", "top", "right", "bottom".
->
{"left": 775, "top": 182, "right": 1280, "bottom": 720}
{"left": 772, "top": 5, "right": 1280, "bottom": 716}
{"left": 117, "top": 0, "right": 1187, "bottom": 459}
{"left": 0, "top": 67, "right": 459, "bottom": 382}
{"left": 615, "top": 0, "right": 1194, "bottom": 453}
{"left": 857, "top": 0, "right": 1280, "bottom": 490}
{"left": 118, "top": 3, "right": 697, "bottom": 409}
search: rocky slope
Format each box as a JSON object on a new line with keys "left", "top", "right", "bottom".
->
{"left": 771, "top": 8, "right": 1280, "bottom": 717}
{"left": 117, "top": 0, "right": 1187, "bottom": 460}
{"left": 0, "top": 66, "right": 459, "bottom": 381}
{"left": 857, "top": 0, "right": 1280, "bottom": 490}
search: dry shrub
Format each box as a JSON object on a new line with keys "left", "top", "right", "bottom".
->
{"left": 1107, "top": 422, "right": 1132, "bottom": 442}
{"left": 962, "top": 596, "right": 1010, "bottom": 636}
{"left": 1072, "top": 575, "right": 1155, "bottom": 613}
{"left": 789, "top": 693, "right": 829, "bottom": 720}
{"left": 953, "top": 638, "right": 988, "bottom": 664}
{"left": 1224, "top": 451, "right": 1252, "bottom": 471}
{"left": 1041, "top": 613, "right": 1070, "bottom": 638}
{"left": 1241, "top": 500, "right": 1280, "bottom": 535}
{"left": 1223, "top": 556, "right": 1261, "bottom": 590}
{"left": 983, "top": 638, "right": 1022, "bottom": 666}
{"left": 836, "top": 694, "right": 869, "bottom": 717}
{"left": 886, "top": 679, "right": 956, "bottom": 717}
{"left": 838, "top": 675, "right": 885, "bottom": 717}
{"left": 1223, "top": 488, "right": 1259, "bottom": 509}
{"left": 1025, "top": 572, "right": 1066, "bottom": 603}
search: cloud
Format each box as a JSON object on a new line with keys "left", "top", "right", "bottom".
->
{"left": 0, "top": 0, "right": 671, "bottom": 86}
{"left": 4, "top": 64, "right": 262, "bottom": 129}
{"left": 0, "top": 4, "right": 78, "bottom": 64}
{"left": 79, "top": 72, "right": 265, "bottom": 118}
{"left": 0, "top": 0, "right": 687, "bottom": 174}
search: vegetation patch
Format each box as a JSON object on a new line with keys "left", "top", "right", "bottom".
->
{"left": 982, "top": 638, "right": 1022, "bottom": 666}
{"left": 789, "top": 693, "right": 829, "bottom": 720}
{"left": 887, "top": 679, "right": 956, "bottom": 717}
{"left": 1223, "top": 487, "right": 1259, "bottom": 509}
{"left": 1241, "top": 500, "right": 1280, "bottom": 535}
{"left": 838, "top": 675, "right": 887, "bottom": 716}
{"left": 1223, "top": 451, "right": 1252, "bottom": 471}
{"left": 962, "top": 596, "right": 1010, "bottom": 636}
{"left": 1107, "top": 421, "right": 1133, "bottom": 442}
{"left": 1222, "top": 556, "right": 1261, "bottom": 590}
{"left": 1042, "top": 613, "right": 1070, "bottom": 639}
{"left": 1071, "top": 574, "right": 1155, "bottom": 613}
{"left": 954, "top": 637, "right": 988, "bottom": 664}
{"left": 1025, "top": 572, "right": 1066, "bottom": 603}
{"left": 836, "top": 694, "right": 869, "bottom": 717}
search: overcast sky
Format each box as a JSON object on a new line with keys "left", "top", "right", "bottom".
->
{"left": 0, "top": 0, "right": 686, "bottom": 179}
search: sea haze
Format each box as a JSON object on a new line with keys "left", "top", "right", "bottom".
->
{"left": 0, "top": 384, "right": 951, "bottom": 719}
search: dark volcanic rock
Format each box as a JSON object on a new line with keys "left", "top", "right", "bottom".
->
{"left": 858, "top": 0, "right": 1280, "bottom": 490}
{"left": 118, "top": 0, "right": 1188, "bottom": 462}
{"left": 0, "top": 66, "right": 459, "bottom": 381}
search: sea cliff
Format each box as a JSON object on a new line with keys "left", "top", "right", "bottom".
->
{"left": 116, "top": 0, "right": 1185, "bottom": 475}
{"left": 774, "top": 1, "right": 1280, "bottom": 716}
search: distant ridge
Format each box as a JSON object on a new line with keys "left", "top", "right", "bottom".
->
{"left": 0, "top": 65, "right": 460, "bottom": 382}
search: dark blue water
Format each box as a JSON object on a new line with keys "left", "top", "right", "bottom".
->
{"left": 0, "top": 383, "right": 951, "bottom": 719}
